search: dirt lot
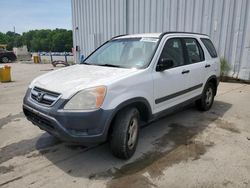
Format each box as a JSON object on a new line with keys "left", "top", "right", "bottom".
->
{"left": 0, "top": 62, "right": 250, "bottom": 188}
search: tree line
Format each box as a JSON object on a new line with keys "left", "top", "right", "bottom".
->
{"left": 0, "top": 29, "right": 73, "bottom": 52}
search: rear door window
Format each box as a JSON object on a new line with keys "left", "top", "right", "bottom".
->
{"left": 183, "top": 38, "right": 204, "bottom": 63}
{"left": 201, "top": 38, "right": 218, "bottom": 58}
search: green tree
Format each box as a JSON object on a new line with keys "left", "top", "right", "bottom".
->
{"left": 0, "top": 29, "right": 73, "bottom": 52}
{"left": 0, "top": 32, "right": 8, "bottom": 44}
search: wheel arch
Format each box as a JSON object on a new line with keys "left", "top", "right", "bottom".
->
{"left": 205, "top": 75, "right": 219, "bottom": 95}
{"left": 106, "top": 97, "right": 152, "bottom": 138}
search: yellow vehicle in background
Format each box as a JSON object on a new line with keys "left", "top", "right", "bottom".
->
{"left": 0, "top": 44, "right": 7, "bottom": 50}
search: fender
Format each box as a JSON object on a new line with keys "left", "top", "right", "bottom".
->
{"left": 103, "top": 97, "right": 152, "bottom": 139}
{"left": 111, "top": 97, "right": 152, "bottom": 120}
{"left": 204, "top": 75, "right": 220, "bottom": 95}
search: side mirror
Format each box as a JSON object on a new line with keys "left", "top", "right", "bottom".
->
{"left": 80, "top": 54, "right": 85, "bottom": 63}
{"left": 156, "top": 58, "right": 174, "bottom": 72}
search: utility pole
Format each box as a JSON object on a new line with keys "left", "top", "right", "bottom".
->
{"left": 13, "top": 26, "right": 16, "bottom": 48}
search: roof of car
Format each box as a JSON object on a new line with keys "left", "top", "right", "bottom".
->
{"left": 116, "top": 33, "right": 161, "bottom": 39}
{"left": 114, "top": 32, "right": 208, "bottom": 39}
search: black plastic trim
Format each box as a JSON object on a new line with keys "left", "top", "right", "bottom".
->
{"left": 182, "top": 70, "right": 190, "bottom": 74}
{"left": 111, "top": 97, "right": 152, "bottom": 118}
{"left": 152, "top": 95, "right": 202, "bottom": 120}
{"left": 155, "top": 83, "right": 203, "bottom": 104}
{"left": 159, "top": 32, "right": 208, "bottom": 38}
{"left": 204, "top": 75, "right": 220, "bottom": 95}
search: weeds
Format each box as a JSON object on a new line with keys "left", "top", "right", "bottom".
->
{"left": 220, "top": 57, "right": 230, "bottom": 77}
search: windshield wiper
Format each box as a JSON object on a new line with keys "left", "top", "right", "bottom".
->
{"left": 81, "top": 62, "right": 122, "bottom": 68}
{"left": 98, "top": 64, "right": 122, "bottom": 68}
{"left": 81, "top": 62, "right": 92, "bottom": 65}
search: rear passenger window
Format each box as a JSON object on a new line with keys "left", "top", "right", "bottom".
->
{"left": 201, "top": 38, "right": 218, "bottom": 58}
{"left": 184, "top": 38, "right": 204, "bottom": 63}
{"left": 159, "top": 38, "right": 184, "bottom": 67}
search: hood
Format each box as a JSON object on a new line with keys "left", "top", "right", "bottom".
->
{"left": 30, "top": 64, "right": 139, "bottom": 98}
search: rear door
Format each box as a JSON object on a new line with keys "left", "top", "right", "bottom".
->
{"left": 200, "top": 38, "right": 220, "bottom": 79}
{"left": 181, "top": 38, "right": 207, "bottom": 98}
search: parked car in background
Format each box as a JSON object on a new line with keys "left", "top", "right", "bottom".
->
{"left": 0, "top": 49, "right": 17, "bottom": 63}
{"left": 23, "top": 32, "right": 220, "bottom": 159}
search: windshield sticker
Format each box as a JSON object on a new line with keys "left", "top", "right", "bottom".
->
{"left": 135, "top": 61, "right": 144, "bottom": 67}
{"left": 173, "top": 41, "right": 179, "bottom": 48}
{"left": 140, "top": 38, "right": 159, "bottom": 43}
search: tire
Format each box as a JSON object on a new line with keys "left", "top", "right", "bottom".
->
{"left": 196, "top": 82, "right": 215, "bottom": 111}
{"left": 109, "top": 107, "right": 140, "bottom": 159}
{"left": 1, "top": 56, "right": 9, "bottom": 63}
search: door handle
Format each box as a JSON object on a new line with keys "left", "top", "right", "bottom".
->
{"left": 205, "top": 64, "right": 211, "bottom": 68}
{"left": 182, "top": 70, "right": 190, "bottom": 74}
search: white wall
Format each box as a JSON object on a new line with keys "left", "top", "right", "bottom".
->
{"left": 72, "top": 0, "right": 250, "bottom": 80}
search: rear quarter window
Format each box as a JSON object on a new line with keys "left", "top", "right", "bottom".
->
{"left": 201, "top": 38, "right": 218, "bottom": 58}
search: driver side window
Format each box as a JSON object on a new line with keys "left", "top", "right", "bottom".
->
{"left": 159, "top": 38, "right": 184, "bottom": 68}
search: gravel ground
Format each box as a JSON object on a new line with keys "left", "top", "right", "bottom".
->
{"left": 0, "top": 62, "right": 250, "bottom": 188}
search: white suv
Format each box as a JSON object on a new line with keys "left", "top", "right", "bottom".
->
{"left": 23, "top": 32, "right": 220, "bottom": 159}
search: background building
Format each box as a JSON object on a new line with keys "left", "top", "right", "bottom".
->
{"left": 71, "top": 0, "right": 250, "bottom": 80}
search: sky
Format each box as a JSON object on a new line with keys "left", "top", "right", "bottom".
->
{"left": 0, "top": 0, "right": 72, "bottom": 34}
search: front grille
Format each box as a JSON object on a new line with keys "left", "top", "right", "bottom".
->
{"left": 23, "top": 108, "right": 55, "bottom": 130}
{"left": 30, "top": 87, "right": 61, "bottom": 106}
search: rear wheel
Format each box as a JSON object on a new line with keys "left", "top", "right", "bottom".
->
{"left": 109, "top": 107, "right": 139, "bottom": 159}
{"left": 196, "top": 82, "right": 215, "bottom": 111}
{"left": 1, "top": 56, "right": 9, "bottom": 63}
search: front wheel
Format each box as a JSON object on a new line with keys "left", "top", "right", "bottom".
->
{"left": 1, "top": 56, "right": 9, "bottom": 63}
{"left": 109, "top": 107, "right": 139, "bottom": 159}
{"left": 196, "top": 82, "right": 215, "bottom": 111}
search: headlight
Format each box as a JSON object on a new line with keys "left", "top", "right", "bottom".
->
{"left": 64, "top": 86, "right": 106, "bottom": 110}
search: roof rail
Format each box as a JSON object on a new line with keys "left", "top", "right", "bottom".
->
{"left": 159, "top": 31, "right": 208, "bottom": 39}
{"left": 110, "top": 34, "right": 127, "bottom": 40}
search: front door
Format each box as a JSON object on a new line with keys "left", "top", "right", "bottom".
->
{"left": 152, "top": 37, "right": 190, "bottom": 114}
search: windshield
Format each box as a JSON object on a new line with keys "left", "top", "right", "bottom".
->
{"left": 83, "top": 37, "right": 158, "bottom": 69}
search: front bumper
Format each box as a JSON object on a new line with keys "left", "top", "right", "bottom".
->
{"left": 23, "top": 89, "right": 114, "bottom": 143}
